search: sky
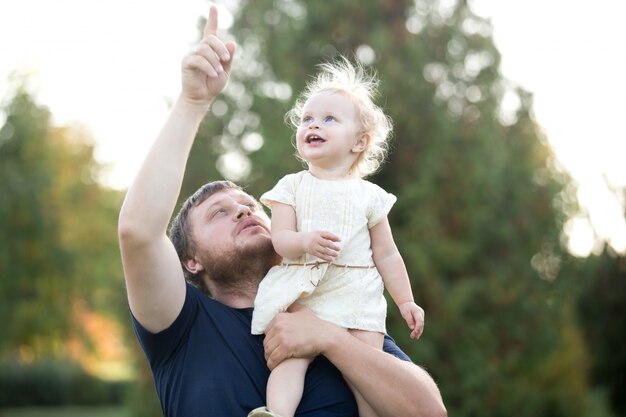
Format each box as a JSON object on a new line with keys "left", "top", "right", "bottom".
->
{"left": 1, "top": 0, "right": 625, "bottom": 257}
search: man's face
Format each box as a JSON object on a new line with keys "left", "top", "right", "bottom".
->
{"left": 186, "top": 188, "right": 273, "bottom": 274}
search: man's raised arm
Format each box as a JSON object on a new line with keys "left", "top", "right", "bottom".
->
{"left": 118, "top": 6, "right": 235, "bottom": 333}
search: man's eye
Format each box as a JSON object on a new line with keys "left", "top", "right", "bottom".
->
{"left": 211, "top": 208, "right": 226, "bottom": 218}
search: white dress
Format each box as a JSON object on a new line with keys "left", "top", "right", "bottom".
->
{"left": 251, "top": 171, "right": 396, "bottom": 335}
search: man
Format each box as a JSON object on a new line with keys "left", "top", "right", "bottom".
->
{"left": 118, "top": 5, "right": 446, "bottom": 417}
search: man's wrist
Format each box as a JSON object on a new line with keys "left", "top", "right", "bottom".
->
{"left": 174, "top": 95, "right": 214, "bottom": 121}
{"left": 318, "top": 321, "right": 350, "bottom": 357}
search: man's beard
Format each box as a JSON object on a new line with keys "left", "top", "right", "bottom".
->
{"left": 202, "top": 238, "right": 281, "bottom": 295}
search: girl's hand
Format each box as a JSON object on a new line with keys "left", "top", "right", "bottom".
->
{"left": 302, "top": 230, "right": 341, "bottom": 262}
{"left": 180, "top": 5, "right": 236, "bottom": 106}
{"left": 399, "top": 301, "right": 425, "bottom": 340}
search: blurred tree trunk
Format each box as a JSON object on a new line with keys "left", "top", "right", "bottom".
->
{"left": 576, "top": 252, "right": 626, "bottom": 416}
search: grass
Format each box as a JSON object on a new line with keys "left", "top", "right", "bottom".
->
{"left": 0, "top": 406, "right": 130, "bottom": 417}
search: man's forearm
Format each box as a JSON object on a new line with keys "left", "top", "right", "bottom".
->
{"left": 323, "top": 328, "right": 446, "bottom": 417}
{"left": 264, "top": 307, "right": 446, "bottom": 417}
{"left": 118, "top": 97, "right": 211, "bottom": 242}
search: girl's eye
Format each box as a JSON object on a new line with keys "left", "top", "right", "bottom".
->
{"left": 324, "top": 115, "right": 336, "bottom": 122}
{"left": 302, "top": 116, "right": 313, "bottom": 124}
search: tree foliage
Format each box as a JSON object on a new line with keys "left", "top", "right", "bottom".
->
{"left": 0, "top": 79, "right": 124, "bottom": 362}
{"left": 177, "top": 0, "right": 611, "bottom": 415}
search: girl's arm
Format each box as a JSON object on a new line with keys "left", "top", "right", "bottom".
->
{"left": 270, "top": 202, "right": 341, "bottom": 262}
{"left": 370, "top": 217, "right": 424, "bottom": 340}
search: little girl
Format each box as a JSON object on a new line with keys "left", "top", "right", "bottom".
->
{"left": 248, "top": 58, "right": 424, "bottom": 417}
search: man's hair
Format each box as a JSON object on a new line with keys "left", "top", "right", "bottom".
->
{"left": 169, "top": 180, "right": 242, "bottom": 292}
{"left": 286, "top": 57, "right": 393, "bottom": 178}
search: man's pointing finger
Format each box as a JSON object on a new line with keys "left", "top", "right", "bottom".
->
{"left": 203, "top": 5, "right": 219, "bottom": 37}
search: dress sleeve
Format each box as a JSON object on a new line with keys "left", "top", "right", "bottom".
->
{"left": 367, "top": 182, "right": 397, "bottom": 228}
{"left": 260, "top": 173, "right": 298, "bottom": 209}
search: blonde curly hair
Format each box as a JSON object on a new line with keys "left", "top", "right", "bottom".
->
{"left": 286, "top": 57, "right": 393, "bottom": 178}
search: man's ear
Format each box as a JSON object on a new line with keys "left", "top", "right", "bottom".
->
{"left": 352, "top": 133, "right": 370, "bottom": 153}
{"left": 183, "top": 257, "right": 205, "bottom": 274}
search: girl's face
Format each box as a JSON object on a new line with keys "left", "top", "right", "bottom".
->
{"left": 295, "top": 91, "right": 367, "bottom": 176}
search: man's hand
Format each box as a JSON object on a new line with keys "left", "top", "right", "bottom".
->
{"left": 263, "top": 304, "right": 346, "bottom": 370}
{"left": 302, "top": 230, "right": 342, "bottom": 262}
{"left": 180, "top": 5, "right": 236, "bottom": 106}
{"left": 399, "top": 301, "right": 425, "bottom": 340}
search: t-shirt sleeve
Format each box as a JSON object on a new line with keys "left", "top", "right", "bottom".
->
{"left": 367, "top": 183, "right": 397, "bottom": 228}
{"left": 130, "top": 283, "right": 199, "bottom": 368}
{"left": 382, "top": 333, "right": 412, "bottom": 362}
{"left": 260, "top": 174, "right": 297, "bottom": 209}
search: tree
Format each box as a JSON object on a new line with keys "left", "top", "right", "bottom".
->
{"left": 176, "top": 0, "right": 606, "bottom": 415}
{"left": 0, "top": 77, "right": 124, "bottom": 362}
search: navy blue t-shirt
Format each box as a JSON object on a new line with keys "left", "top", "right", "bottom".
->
{"left": 132, "top": 283, "right": 411, "bottom": 417}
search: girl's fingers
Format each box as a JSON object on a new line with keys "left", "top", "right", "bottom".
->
{"left": 320, "top": 231, "right": 341, "bottom": 242}
{"left": 321, "top": 238, "right": 341, "bottom": 252}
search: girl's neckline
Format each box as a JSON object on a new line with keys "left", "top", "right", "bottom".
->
{"left": 305, "top": 170, "right": 360, "bottom": 182}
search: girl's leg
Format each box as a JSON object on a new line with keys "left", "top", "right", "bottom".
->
{"left": 346, "top": 329, "right": 384, "bottom": 417}
{"left": 266, "top": 357, "right": 313, "bottom": 417}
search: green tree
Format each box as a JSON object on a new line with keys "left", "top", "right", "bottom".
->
{"left": 0, "top": 78, "right": 124, "bottom": 362}
{"left": 175, "top": 1, "right": 604, "bottom": 415}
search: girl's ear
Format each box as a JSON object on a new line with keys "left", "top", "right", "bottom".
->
{"left": 183, "top": 257, "right": 205, "bottom": 274}
{"left": 352, "top": 133, "right": 370, "bottom": 153}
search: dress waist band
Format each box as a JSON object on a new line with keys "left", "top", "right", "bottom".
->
{"left": 281, "top": 261, "right": 375, "bottom": 270}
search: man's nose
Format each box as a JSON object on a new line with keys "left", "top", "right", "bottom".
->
{"left": 235, "top": 204, "right": 252, "bottom": 219}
